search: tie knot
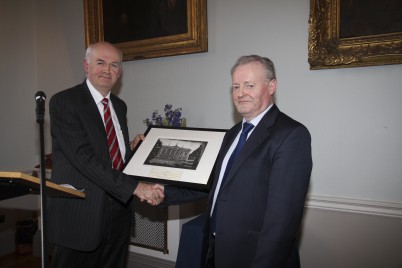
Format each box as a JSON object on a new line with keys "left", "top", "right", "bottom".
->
{"left": 242, "top": 122, "right": 254, "bottom": 135}
{"left": 101, "top": 98, "right": 109, "bottom": 107}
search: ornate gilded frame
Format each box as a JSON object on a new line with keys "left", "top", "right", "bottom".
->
{"left": 84, "top": 0, "right": 208, "bottom": 61}
{"left": 308, "top": 0, "right": 402, "bottom": 69}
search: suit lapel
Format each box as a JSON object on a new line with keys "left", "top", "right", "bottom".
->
{"left": 77, "top": 83, "right": 112, "bottom": 165}
{"left": 210, "top": 123, "right": 241, "bottom": 194}
{"left": 79, "top": 83, "right": 106, "bottom": 135}
{"left": 220, "top": 105, "right": 280, "bottom": 189}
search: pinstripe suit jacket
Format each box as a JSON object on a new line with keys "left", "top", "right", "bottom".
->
{"left": 47, "top": 82, "right": 138, "bottom": 251}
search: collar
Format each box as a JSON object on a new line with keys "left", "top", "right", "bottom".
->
{"left": 86, "top": 79, "right": 111, "bottom": 105}
{"left": 244, "top": 103, "right": 274, "bottom": 127}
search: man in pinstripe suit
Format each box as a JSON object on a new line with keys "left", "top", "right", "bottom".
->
{"left": 47, "top": 42, "right": 163, "bottom": 268}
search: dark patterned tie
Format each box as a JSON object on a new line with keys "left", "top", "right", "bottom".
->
{"left": 101, "top": 98, "right": 123, "bottom": 170}
{"left": 210, "top": 122, "right": 254, "bottom": 233}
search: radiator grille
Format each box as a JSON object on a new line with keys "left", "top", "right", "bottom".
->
{"left": 129, "top": 198, "right": 168, "bottom": 253}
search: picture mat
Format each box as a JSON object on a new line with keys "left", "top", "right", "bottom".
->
{"left": 124, "top": 127, "right": 226, "bottom": 188}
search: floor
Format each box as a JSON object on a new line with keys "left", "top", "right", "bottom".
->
{"left": 0, "top": 252, "right": 42, "bottom": 268}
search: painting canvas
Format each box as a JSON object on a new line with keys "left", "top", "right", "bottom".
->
{"left": 102, "top": 0, "right": 188, "bottom": 43}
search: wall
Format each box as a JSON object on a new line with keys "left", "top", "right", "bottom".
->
{"left": 1, "top": 0, "right": 402, "bottom": 266}
{"left": 1, "top": 0, "right": 37, "bottom": 171}
{"left": 119, "top": 0, "right": 402, "bottom": 204}
{"left": 299, "top": 207, "right": 402, "bottom": 268}
{"left": 3, "top": 0, "right": 398, "bottom": 205}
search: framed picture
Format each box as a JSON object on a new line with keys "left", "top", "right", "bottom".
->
{"left": 84, "top": 0, "right": 208, "bottom": 61}
{"left": 308, "top": 0, "right": 402, "bottom": 69}
{"left": 124, "top": 126, "right": 227, "bottom": 189}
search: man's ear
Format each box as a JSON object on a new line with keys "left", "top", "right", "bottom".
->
{"left": 83, "top": 59, "right": 89, "bottom": 73}
{"left": 268, "top": 79, "right": 277, "bottom": 95}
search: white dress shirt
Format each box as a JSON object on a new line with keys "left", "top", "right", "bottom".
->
{"left": 86, "top": 79, "right": 126, "bottom": 160}
{"left": 211, "top": 104, "right": 274, "bottom": 216}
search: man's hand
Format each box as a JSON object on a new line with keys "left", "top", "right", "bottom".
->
{"left": 133, "top": 182, "right": 165, "bottom": 205}
{"left": 130, "top": 134, "right": 145, "bottom": 151}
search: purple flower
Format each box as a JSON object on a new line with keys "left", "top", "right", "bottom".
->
{"left": 144, "top": 104, "right": 186, "bottom": 127}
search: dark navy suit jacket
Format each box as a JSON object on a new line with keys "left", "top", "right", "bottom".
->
{"left": 164, "top": 104, "right": 312, "bottom": 267}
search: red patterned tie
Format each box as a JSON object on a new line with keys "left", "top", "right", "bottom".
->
{"left": 101, "top": 98, "right": 123, "bottom": 170}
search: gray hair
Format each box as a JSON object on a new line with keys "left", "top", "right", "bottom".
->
{"left": 85, "top": 42, "right": 123, "bottom": 63}
{"left": 85, "top": 45, "right": 92, "bottom": 62}
{"left": 231, "top": 55, "right": 276, "bottom": 80}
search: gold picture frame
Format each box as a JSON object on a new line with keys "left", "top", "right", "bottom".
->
{"left": 308, "top": 0, "right": 402, "bottom": 69}
{"left": 84, "top": 0, "right": 208, "bottom": 61}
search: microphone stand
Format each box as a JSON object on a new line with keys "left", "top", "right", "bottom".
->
{"left": 38, "top": 120, "right": 48, "bottom": 268}
{"left": 36, "top": 93, "right": 48, "bottom": 268}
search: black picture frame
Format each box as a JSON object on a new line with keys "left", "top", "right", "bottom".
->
{"left": 124, "top": 126, "right": 227, "bottom": 189}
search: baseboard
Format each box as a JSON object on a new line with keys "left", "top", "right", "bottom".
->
{"left": 306, "top": 194, "right": 402, "bottom": 218}
{"left": 127, "top": 251, "right": 175, "bottom": 268}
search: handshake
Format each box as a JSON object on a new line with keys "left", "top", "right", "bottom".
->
{"left": 133, "top": 182, "right": 165, "bottom": 206}
{"left": 130, "top": 134, "right": 165, "bottom": 206}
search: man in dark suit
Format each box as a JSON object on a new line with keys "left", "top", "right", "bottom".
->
{"left": 47, "top": 41, "right": 163, "bottom": 268}
{"left": 161, "top": 55, "right": 312, "bottom": 267}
